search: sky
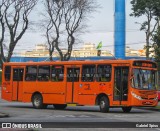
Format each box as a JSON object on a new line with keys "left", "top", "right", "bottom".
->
{"left": 14, "top": 0, "right": 147, "bottom": 55}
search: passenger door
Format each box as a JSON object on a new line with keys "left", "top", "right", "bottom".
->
{"left": 65, "top": 66, "right": 81, "bottom": 103}
{"left": 113, "top": 66, "right": 129, "bottom": 105}
{"left": 12, "top": 68, "right": 24, "bottom": 101}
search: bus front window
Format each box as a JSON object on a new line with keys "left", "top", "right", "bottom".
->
{"left": 132, "top": 69, "right": 156, "bottom": 90}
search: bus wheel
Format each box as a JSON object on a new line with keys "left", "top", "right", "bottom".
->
{"left": 99, "top": 96, "right": 109, "bottom": 113}
{"left": 54, "top": 104, "right": 67, "bottom": 110}
{"left": 32, "top": 94, "right": 45, "bottom": 109}
{"left": 122, "top": 107, "right": 132, "bottom": 113}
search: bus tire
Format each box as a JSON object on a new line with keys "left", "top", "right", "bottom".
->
{"left": 122, "top": 106, "right": 132, "bottom": 113}
{"left": 53, "top": 104, "right": 67, "bottom": 110}
{"left": 99, "top": 96, "right": 109, "bottom": 113}
{"left": 32, "top": 93, "right": 45, "bottom": 109}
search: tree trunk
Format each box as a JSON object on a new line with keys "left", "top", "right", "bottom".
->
{"left": 0, "top": 57, "right": 4, "bottom": 69}
{"left": 146, "top": 32, "right": 150, "bottom": 60}
{"left": 49, "top": 52, "right": 53, "bottom": 61}
{"left": 146, "top": 42, "right": 150, "bottom": 60}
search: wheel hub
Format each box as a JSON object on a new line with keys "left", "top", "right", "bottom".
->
{"left": 100, "top": 101, "right": 105, "bottom": 109}
{"left": 34, "top": 97, "right": 40, "bottom": 106}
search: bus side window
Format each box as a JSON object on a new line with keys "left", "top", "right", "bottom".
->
{"left": 67, "top": 69, "right": 73, "bottom": 82}
{"left": 4, "top": 66, "right": 11, "bottom": 81}
{"left": 82, "top": 65, "right": 95, "bottom": 82}
{"left": 51, "top": 66, "right": 64, "bottom": 82}
{"left": 67, "top": 68, "right": 80, "bottom": 82}
{"left": 97, "top": 65, "right": 111, "bottom": 82}
{"left": 25, "top": 66, "right": 37, "bottom": 81}
{"left": 38, "top": 66, "right": 50, "bottom": 81}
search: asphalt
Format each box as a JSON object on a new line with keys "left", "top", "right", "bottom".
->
{"left": 0, "top": 86, "right": 9, "bottom": 118}
{"left": 0, "top": 104, "right": 159, "bottom": 118}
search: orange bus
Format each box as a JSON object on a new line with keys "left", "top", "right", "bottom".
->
{"left": 1, "top": 59, "right": 158, "bottom": 113}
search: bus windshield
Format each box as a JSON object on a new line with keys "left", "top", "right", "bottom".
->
{"left": 132, "top": 68, "right": 156, "bottom": 90}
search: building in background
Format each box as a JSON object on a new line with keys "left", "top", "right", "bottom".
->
{"left": 20, "top": 44, "right": 49, "bottom": 57}
{"left": 126, "top": 46, "right": 146, "bottom": 57}
{"left": 20, "top": 43, "right": 148, "bottom": 58}
{"left": 20, "top": 43, "right": 113, "bottom": 57}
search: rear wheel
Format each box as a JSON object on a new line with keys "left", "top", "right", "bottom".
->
{"left": 122, "top": 106, "right": 132, "bottom": 113}
{"left": 32, "top": 94, "right": 47, "bottom": 109}
{"left": 53, "top": 104, "right": 67, "bottom": 110}
{"left": 99, "top": 96, "right": 109, "bottom": 113}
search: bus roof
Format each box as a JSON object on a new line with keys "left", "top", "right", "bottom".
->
{"left": 3, "top": 59, "right": 156, "bottom": 66}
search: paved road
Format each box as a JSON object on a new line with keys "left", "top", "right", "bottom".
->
{"left": 0, "top": 88, "right": 160, "bottom": 130}
{"left": 0, "top": 99, "right": 160, "bottom": 129}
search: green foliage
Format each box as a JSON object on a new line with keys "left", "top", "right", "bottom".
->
{"left": 130, "top": 0, "right": 160, "bottom": 31}
{"left": 152, "top": 27, "right": 160, "bottom": 70}
{"left": 130, "top": 0, "right": 160, "bottom": 17}
{"left": 130, "top": 0, "right": 160, "bottom": 59}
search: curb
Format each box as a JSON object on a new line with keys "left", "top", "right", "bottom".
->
{"left": 0, "top": 113, "right": 9, "bottom": 118}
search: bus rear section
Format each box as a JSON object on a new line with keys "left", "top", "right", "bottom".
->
{"left": 2, "top": 65, "right": 25, "bottom": 102}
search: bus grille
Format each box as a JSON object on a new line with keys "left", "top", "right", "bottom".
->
{"left": 141, "top": 97, "right": 155, "bottom": 100}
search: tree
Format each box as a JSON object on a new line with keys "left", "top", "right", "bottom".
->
{"left": 43, "top": 0, "right": 97, "bottom": 61}
{"left": 42, "top": 0, "right": 64, "bottom": 61}
{"left": 130, "top": 0, "right": 160, "bottom": 59}
{"left": 152, "top": 26, "right": 160, "bottom": 70}
{"left": 0, "top": 0, "right": 37, "bottom": 67}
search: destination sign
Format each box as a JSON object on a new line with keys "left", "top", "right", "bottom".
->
{"left": 133, "top": 61, "right": 157, "bottom": 68}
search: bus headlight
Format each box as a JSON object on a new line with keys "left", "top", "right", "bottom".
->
{"left": 153, "top": 95, "right": 158, "bottom": 101}
{"left": 153, "top": 97, "right": 157, "bottom": 101}
{"left": 131, "top": 92, "right": 143, "bottom": 100}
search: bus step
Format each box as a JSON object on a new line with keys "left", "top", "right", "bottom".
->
{"left": 67, "top": 103, "right": 77, "bottom": 106}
